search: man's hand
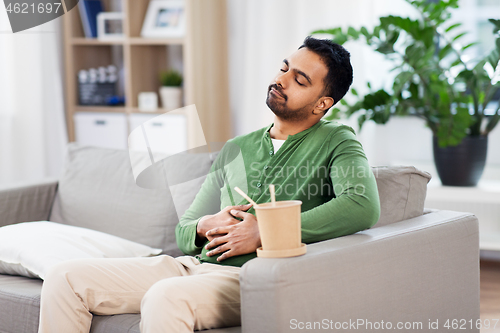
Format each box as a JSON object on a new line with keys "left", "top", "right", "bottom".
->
{"left": 205, "top": 209, "right": 261, "bottom": 262}
{"left": 196, "top": 204, "right": 253, "bottom": 243}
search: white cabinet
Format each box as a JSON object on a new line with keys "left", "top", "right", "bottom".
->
{"left": 74, "top": 112, "right": 128, "bottom": 150}
{"left": 73, "top": 112, "right": 188, "bottom": 154}
{"left": 129, "top": 113, "right": 188, "bottom": 156}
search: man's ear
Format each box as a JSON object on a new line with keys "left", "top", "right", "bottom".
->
{"left": 313, "top": 97, "right": 334, "bottom": 115}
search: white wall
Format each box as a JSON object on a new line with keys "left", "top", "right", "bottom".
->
{"left": 226, "top": 0, "right": 500, "bottom": 178}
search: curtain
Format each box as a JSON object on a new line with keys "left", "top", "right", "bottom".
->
{"left": 0, "top": 5, "right": 67, "bottom": 186}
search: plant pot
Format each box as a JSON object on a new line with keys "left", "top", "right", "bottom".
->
{"left": 159, "top": 86, "right": 182, "bottom": 111}
{"left": 433, "top": 136, "right": 488, "bottom": 186}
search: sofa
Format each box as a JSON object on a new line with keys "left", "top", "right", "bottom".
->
{"left": 0, "top": 143, "right": 480, "bottom": 333}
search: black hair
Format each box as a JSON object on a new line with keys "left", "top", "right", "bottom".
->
{"left": 299, "top": 36, "right": 353, "bottom": 106}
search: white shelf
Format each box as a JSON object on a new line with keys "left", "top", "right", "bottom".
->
{"left": 389, "top": 160, "right": 500, "bottom": 252}
{"left": 481, "top": 234, "right": 500, "bottom": 252}
{"left": 426, "top": 180, "right": 500, "bottom": 204}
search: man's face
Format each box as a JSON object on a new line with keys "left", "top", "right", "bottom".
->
{"left": 266, "top": 47, "right": 329, "bottom": 121}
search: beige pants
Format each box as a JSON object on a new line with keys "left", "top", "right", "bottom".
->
{"left": 38, "top": 255, "right": 241, "bottom": 333}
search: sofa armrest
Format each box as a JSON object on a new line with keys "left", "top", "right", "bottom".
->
{"left": 240, "top": 210, "right": 480, "bottom": 333}
{"left": 0, "top": 179, "right": 58, "bottom": 228}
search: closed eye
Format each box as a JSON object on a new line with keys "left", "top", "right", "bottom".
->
{"left": 296, "top": 79, "right": 305, "bottom": 86}
{"left": 280, "top": 68, "right": 305, "bottom": 86}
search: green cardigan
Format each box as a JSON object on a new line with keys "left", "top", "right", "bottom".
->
{"left": 175, "top": 119, "right": 381, "bottom": 267}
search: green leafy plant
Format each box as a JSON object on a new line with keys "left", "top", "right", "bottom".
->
{"left": 314, "top": 0, "right": 500, "bottom": 147}
{"left": 160, "top": 69, "right": 183, "bottom": 87}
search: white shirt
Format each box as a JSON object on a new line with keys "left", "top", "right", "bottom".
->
{"left": 271, "top": 138, "right": 286, "bottom": 153}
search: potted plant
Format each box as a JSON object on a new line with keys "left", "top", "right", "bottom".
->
{"left": 159, "top": 69, "right": 183, "bottom": 111}
{"left": 313, "top": 0, "right": 500, "bottom": 186}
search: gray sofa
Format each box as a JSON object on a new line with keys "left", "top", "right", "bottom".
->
{"left": 0, "top": 144, "right": 480, "bottom": 333}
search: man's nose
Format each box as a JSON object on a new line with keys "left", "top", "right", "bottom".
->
{"left": 275, "top": 73, "right": 286, "bottom": 88}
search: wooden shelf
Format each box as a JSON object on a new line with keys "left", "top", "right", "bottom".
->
{"left": 129, "top": 107, "right": 185, "bottom": 114}
{"left": 128, "top": 37, "right": 184, "bottom": 45}
{"left": 74, "top": 106, "right": 127, "bottom": 113}
{"left": 63, "top": 0, "right": 231, "bottom": 150}
{"left": 71, "top": 38, "right": 184, "bottom": 46}
{"left": 63, "top": 0, "right": 193, "bottom": 143}
{"left": 71, "top": 38, "right": 125, "bottom": 45}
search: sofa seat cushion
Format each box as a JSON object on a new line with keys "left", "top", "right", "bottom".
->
{"left": 90, "top": 315, "right": 241, "bottom": 333}
{"left": 372, "top": 166, "right": 432, "bottom": 228}
{"left": 0, "top": 274, "right": 42, "bottom": 333}
{"left": 90, "top": 314, "right": 141, "bottom": 333}
{"left": 0, "top": 274, "right": 241, "bottom": 333}
{"left": 49, "top": 144, "right": 217, "bottom": 256}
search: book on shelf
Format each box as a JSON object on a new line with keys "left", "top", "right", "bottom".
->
{"left": 78, "top": 0, "right": 103, "bottom": 38}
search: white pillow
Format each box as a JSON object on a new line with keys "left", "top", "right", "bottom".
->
{"left": 0, "top": 221, "right": 162, "bottom": 279}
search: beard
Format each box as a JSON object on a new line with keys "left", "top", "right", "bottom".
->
{"left": 266, "top": 84, "right": 310, "bottom": 122}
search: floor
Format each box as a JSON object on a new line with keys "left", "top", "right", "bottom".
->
{"left": 481, "top": 260, "right": 500, "bottom": 332}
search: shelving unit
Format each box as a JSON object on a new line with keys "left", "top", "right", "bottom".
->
{"left": 64, "top": 0, "right": 230, "bottom": 148}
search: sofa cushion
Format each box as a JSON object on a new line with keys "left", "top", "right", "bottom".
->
{"left": 0, "top": 274, "right": 241, "bottom": 333}
{"left": 90, "top": 315, "right": 241, "bottom": 333}
{"left": 0, "top": 274, "right": 42, "bottom": 333}
{"left": 372, "top": 166, "right": 432, "bottom": 228}
{"left": 49, "top": 144, "right": 217, "bottom": 256}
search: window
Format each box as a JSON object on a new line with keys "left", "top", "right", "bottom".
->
{"left": 450, "top": 0, "right": 500, "bottom": 114}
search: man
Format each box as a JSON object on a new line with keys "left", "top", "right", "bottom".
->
{"left": 38, "top": 36, "right": 380, "bottom": 333}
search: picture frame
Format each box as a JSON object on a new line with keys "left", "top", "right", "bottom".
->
{"left": 97, "top": 12, "right": 124, "bottom": 40}
{"left": 141, "top": 0, "right": 185, "bottom": 38}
